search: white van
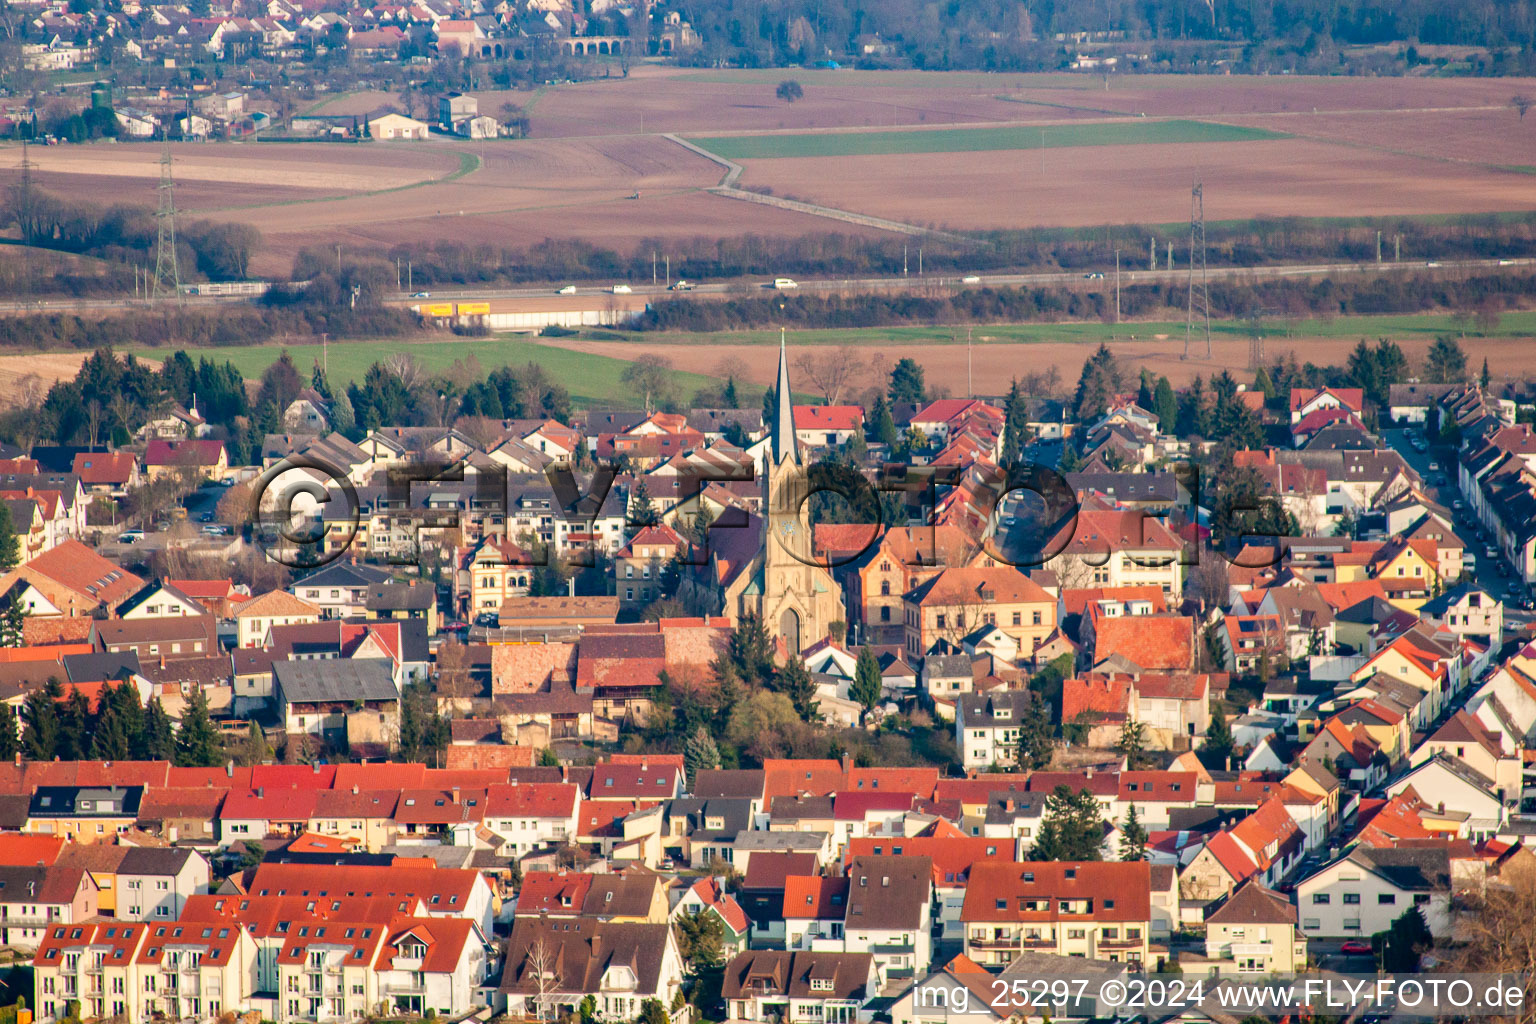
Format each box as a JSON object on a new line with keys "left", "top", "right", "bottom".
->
{"left": 773, "top": 278, "right": 799, "bottom": 290}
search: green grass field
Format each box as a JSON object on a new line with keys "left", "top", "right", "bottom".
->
{"left": 690, "top": 119, "right": 1287, "bottom": 160}
{"left": 597, "top": 310, "right": 1536, "bottom": 347}
{"left": 131, "top": 337, "right": 735, "bottom": 408}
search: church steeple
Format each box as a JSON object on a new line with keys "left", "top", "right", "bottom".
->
{"left": 770, "top": 327, "right": 799, "bottom": 466}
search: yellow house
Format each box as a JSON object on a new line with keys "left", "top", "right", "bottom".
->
{"left": 1350, "top": 634, "right": 1452, "bottom": 721}
{"left": 54, "top": 844, "right": 128, "bottom": 914}
{"left": 1283, "top": 761, "right": 1341, "bottom": 833}
{"left": 24, "top": 786, "right": 142, "bottom": 845}
{"left": 1335, "top": 538, "right": 1442, "bottom": 612}
{"left": 307, "top": 789, "right": 401, "bottom": 851}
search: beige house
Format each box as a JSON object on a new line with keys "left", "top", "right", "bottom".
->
{"left": 235, "top": 590, "right": 322, "bottom": 648}
{"left": 904, "top": 566, "right": 1055, "bottom": 660}
{"left": 1202, "top": 879, "right": 1307, "bottom": 974}
{"left": 371, "top": 111, "right": 429, "bottom": 139}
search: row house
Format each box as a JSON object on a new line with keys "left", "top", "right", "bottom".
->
{"left": 960, "top": 861, "right": 1153, "bottom": 967}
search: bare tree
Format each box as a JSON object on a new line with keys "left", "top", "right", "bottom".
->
{"left": 522, "top": 937, "right": 560, "bottom": 1024}
{"left": 1190, "top": 546, "right": 1233, "bottom": 612}
{"left": 620, "top": 354, "right": 677, "bottom": 414}
{"left": 1513, "top": 94, "right": 1532, "bottom": 120}
{"left": 385, "top": 352, "right": 424, "bottom": 390}
{"left": 85, "top": 399, "right": 104, "bottom": 448}
{"left": 794, "top": 344, "right": 860, "bottom": 406}
{"left": 435, "top": 638, "right": 478, "bottom": 699}
{"left": 454, "top": 415, "right": 505, "bottom": 449}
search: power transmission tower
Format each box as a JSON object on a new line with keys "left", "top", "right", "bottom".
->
{"left": 151, "top": 132, "right": 182, "bottom": 303}
{"left": 17, "top": 139, "right": 40, "bottom": 308}
{"left": 1184, "top": 182, "right": 1210, "bottom": 359}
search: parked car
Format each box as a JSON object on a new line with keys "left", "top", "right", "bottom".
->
{"left": 201, "top": 524, "right": 231, "bottom": 536}
{"left": 199, "top": 511, "right": 215, "bottom": 522}
{"left": 1340, "top": 940, "right": 1373, "bottom": 955}
{"left": 117, "top": 529, "right": 145, "bottom": 543}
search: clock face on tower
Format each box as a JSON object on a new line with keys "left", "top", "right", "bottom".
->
{"left": 778, "top": 520, "right": 797, "bottom": 537}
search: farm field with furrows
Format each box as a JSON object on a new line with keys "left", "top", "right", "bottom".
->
{"left": 1, "top": 69, "right": 1533, "bottom": 280}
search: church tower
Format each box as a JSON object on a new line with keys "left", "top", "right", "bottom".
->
{"left": 750, "top": 331, "right": 843, "bottom": 655}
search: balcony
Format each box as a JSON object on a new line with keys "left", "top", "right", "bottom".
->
{"left": 1097, "top": 937, "right": 1144, "bottom": 949}
{"left": 869, "top": 942, "right": 916, "bottom": 954}
{"left": 1230, "top": 942, "right": 1275, "bottom": 957}
{"left": 967, "top": 936, "right": 1022, "bottom": 951}
{"left": 384, "top": 982, "right": 427, "bottom": 996}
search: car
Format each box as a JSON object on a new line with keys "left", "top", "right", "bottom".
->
{"left": 611, "top": 284, "right": 633, "bottom": 294}
{"left": 1425, "top": 260, "right": 1442, "bottom": 267}
{"left": 1427, "top": 460, "right": 1439, "bottom": 471}
{"left": 1340, "top": 940, "right": 1373, "bottom": 956}
{"left": 199, "top": 511, "right": 215, "bottom": 522}
{"left": 1487, "top": 546, "right": 1500, "bottom": 559}
{"left": 669, "top": 280, "right": 693, "bottom": 291}
{"left": 773, "top": 278, "right": 799, "bottom": 290}
{"left": 411, "top": 291, "right": 431, "bottom": 298}
{"left": 961, "top": 275, "right": 981, "bottom": 284}
{"left": 557, "top": 285, "right": 577, "bottom": 294}
{"left": 117, "top": 530, "right": 145, "bottom": 543}
{"left": 1084, "top": 272, "right": 1106, "bottom": 280}
{"left": 218, "top": 477, "right": 234, "bottom": 486}
{"left": 444, "top": 620, "right": 469, "bottom": 632}
{"left": 201, "top": 524, "right": 230, "bottom": 536}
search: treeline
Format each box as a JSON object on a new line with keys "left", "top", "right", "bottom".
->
{"left": 637, "top": 271, "right": 1536, "bottom": 331}
{"left": 380, "top": 214, "right": 1536, "bottom": 287}
{"left": 0, "top": 305, "right": 419, "bottom": 352}
{"left": 3, "top": 185, "right": 263, "bottom": 283}
{"left": 673, "top": 0, "right": 1536, "bottom": 70}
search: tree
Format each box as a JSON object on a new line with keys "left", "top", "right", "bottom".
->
{"left": 849, "top": 646, "right": 883, "bottom": 719}
{"left": 141, "top": 698, "right": 176, "bottom": 761}
{"left": 57, "top": 687, "right": 91, "bottom": 761}
{"left": 1117, "top": 720, "right": 1152, "bottom": 769}
{"left": 0, "top": 593, "right": 25, "bottom": 647}
{"left": 775, "top": 80, "right": 804, "bottom": 104}
{"left": 397, "top": 680, "right": 450, "bottom": 763}
{"left": 727, "top": 611, "right": 775, "bottom": 685}
{"left": 770, "top": 657, "right": 820, "bottom": 722}
{"left": 683, "top": 726, "right": 720, "bottom": 788}
{"left": 1512, "top": 94, "right": 1532, "bottom": 119}
{"left": 628, "top": 479, "right": 660, "bottom": 529}
{"left": 1071, "top": 343, "right": 1123, "bottom": 422}
{"left": 620, "top": 354, "right": 677, "bottom": 413}
{"left": 1481, "top": 357, "right": 1491, "bottom": 390}
{"left": 1031, "top": 785, "right": 1104, "bottom": 861}
{"left": 1375, "top": 904, "right": 1432, "bottom": 971}
{"left": 89, "top": 692, "right": 133, "bottom": 760}
{"left": 1119, "top": 804, "right": 1148, "bottom": 861}
{"left": 888, "top": 358, "right": 927, "bottom": 405}
{"left": 522, "top": 938, "right": 560, "bottom": 1024}
{"left": 22, "top": 678, "right": 64, "bottom": 761}
{"left": 870, "top": 394, "right": 898, "bottom": 448}
{"left": 674, "top": 908, "right": 725, "bottom": 974}
{"left": 1001, "top": 378, "right": 1030, "bottom": 465}
{"left": 0, "top": 502, "right": 20, "bottom": 571}
{"left": 638, "top": 999, "right": 669, "bottom": 1024}
{"left": 1015, "top": 692, "right": 1054, "bottom": 771}
{"left": 1424, "top": 335, "right": 1469, "bottom": 384}
{"left": 1153, "top": 376, "right": 1177, "bottom": 435}
{"left": 1199, "top": 709, "right": 1235, "bottom": 770}
{"left": 241, "top": 721, "right": 270, "bottom": 766}
{"left": 175, "top": 689, "right": 223, "bottom": 767}
{"left": 0, "top": 702, "right": 19, "bottom": 761}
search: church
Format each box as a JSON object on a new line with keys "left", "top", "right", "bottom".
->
{"left": 681, "top": 337, "right": 845, "bottom": 654}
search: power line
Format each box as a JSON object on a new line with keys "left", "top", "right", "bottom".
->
{"left": 151, "top": 131, "right": 182, "bottom": 303}
{"left": 1184, "top": 182, "right": 1210, "bottom": 359}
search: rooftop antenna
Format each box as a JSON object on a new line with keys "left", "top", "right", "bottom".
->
{"left": 1184, "top": 182, "right": 1210, "bottom": 360}
{"left": 151, "top": 130, "right": 182, "bottom": 303}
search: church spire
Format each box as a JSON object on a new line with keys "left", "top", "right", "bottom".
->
{"left": 771, "top": 327, "right": 799, "bottom": 466}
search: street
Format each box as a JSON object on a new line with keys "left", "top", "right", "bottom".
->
{"left": 1382, "top": 427, "right": 1535, "bottom": 626}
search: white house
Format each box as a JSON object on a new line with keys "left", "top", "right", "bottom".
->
{"left": 1294, "top": 846, "right": 1453, "bottom": 938}
{"left": 116, "top": 848, "right": 209, "bottom": 923}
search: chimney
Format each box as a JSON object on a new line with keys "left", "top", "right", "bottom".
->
{"left": 226, "top": 760, "right": 234, "bottom": 777}
{"left": 451, "top": 786, "right": 461, "bottom": 803}
{"left": 352, "top": 785, "right": 359, "bottom": 795}
{"left": 257, "top": 786, "right": 264, "bottom": 798}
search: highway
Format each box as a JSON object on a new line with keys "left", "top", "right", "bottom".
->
{"left": 390, "top": 256, "right": 1536, "bottom": 302}
{"left": 0, "top": 257, "right": 1529, "bottom": 315}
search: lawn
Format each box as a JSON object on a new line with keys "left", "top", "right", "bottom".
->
{"left": 594, "top": 310, "right": 1536, "bottom": 347}
{"left": 132, "top": 337, "right": 734, "bottom": 408}
{"left": 689, "top": 119, "right": 1287, "bottom": 160}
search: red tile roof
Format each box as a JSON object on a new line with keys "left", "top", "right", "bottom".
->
{"left": 782, "top": 875, "right": 849, "bottom": 919}
{"left": 961, "top": 861, "right": 1152, "bottom": 922}
{"left": 1093, "top": 615, "right": 1195, "bottom": 671}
